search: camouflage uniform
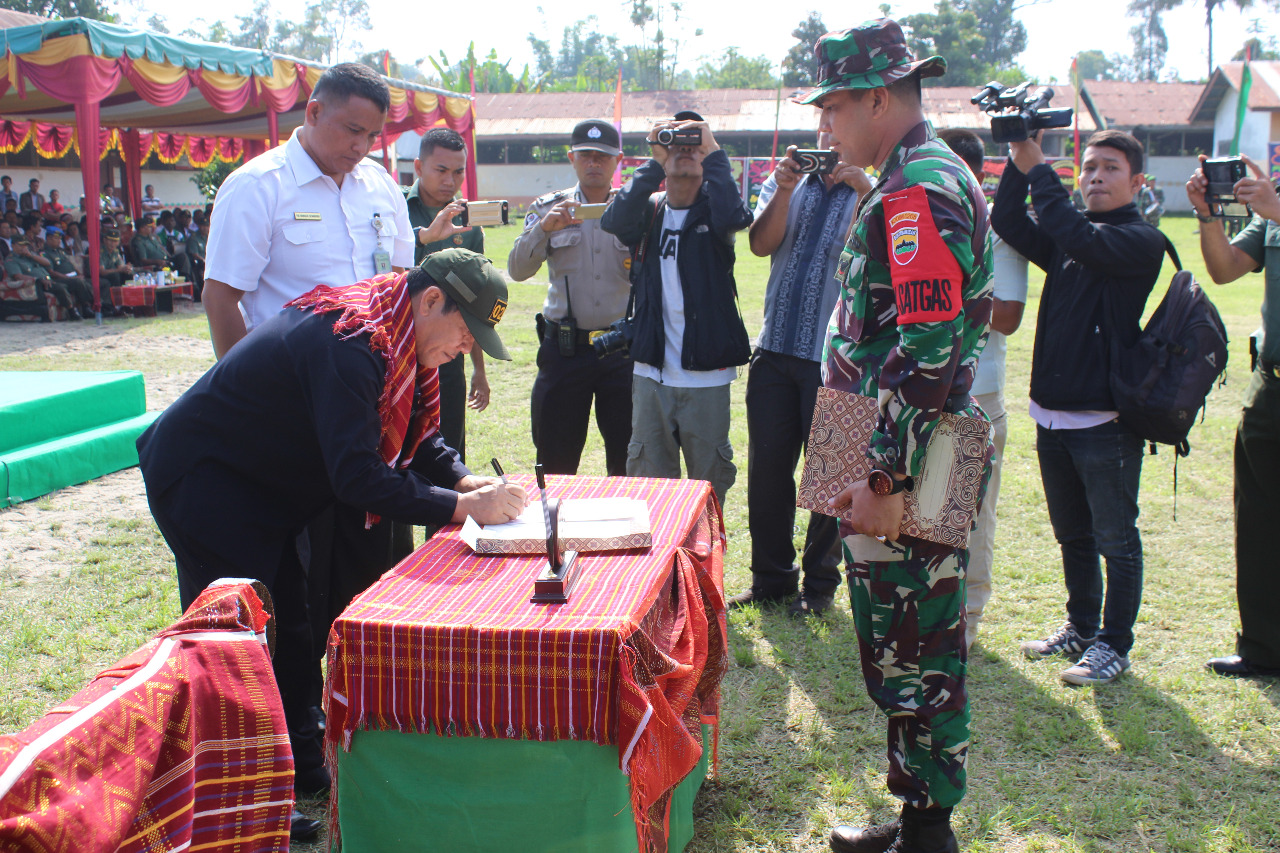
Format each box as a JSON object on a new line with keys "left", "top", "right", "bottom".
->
{"left": 824, "top": 120, "right": 993, "bottom": 810}
{"left": 100, "top": 244, "right": 130, "bottom": 298}
{"left": 42, "top": 245, "right": 93, "bottom": 310}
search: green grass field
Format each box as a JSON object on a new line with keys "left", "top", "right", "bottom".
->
{"left": 1, "top": 215, "right": 1277, "bottom": 852}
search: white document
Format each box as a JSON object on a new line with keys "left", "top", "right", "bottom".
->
{"left": 460, "top": 498, "right": 651, "bottom": 553}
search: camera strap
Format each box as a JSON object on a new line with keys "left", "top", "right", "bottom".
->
{"left": 626, "top": 195, "right": 667, "bottom": 317}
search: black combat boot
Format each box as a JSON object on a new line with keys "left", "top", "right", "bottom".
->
{"left": 829, "top": 811, "right": 900, "bottom": 853}
{"left": 886, "top": 805, "right": 958, "bottom": 853}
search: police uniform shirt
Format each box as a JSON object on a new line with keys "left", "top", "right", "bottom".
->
{"left": 508, "top": 185, "right": 631, "bottom": 330}
{"left": 404, "top": 181, "right": 484, "bottom": 266}
{"left": 206, "top": 128, "right": 414, "bottom": 331}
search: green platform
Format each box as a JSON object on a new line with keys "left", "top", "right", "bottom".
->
{"left": 0, "top": 371, "right": 159, "bottom": 507}
{"left": 335, "top": 724, "right": 711, "bottom": 853}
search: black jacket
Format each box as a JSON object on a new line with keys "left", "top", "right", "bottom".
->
{"left": 992, "top": 161, "right": 1165, "bottom": 411}
{"left": 138, "top": 307, "right": 470, "bottom": 539}
{"left": 601, "top": 149, "right": 752, "bottom": 372}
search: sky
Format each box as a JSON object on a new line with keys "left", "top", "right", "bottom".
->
{"left": 127, "top": 0, "right": 1267, "bottom": 88}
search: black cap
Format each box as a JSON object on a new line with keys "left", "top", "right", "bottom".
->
{"left": 570, "top": 120, "right": 621, "bottom": 157}
{"left": 673, "top": 110, "right": 704, "bottom": 122}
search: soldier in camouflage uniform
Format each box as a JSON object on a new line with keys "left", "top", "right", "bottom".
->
{"left": 798, "top": 19, "right": 993, "bottom": 853}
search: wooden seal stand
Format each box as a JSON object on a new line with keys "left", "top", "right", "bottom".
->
{"left": 530, "top": 464, "right": 580, "bottom": 603}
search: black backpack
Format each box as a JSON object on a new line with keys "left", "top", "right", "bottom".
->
{"left": 1109, "top": 237, "right": 1229, "bottom": 455}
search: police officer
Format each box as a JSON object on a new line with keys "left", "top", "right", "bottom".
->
{"left": 42, "top": 227, "right": 94, "bottom": 316}
{"left": 508, "top": 120, "right": 633, "bottom": 475}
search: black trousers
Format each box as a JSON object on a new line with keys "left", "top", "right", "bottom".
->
{"left": 438, "top": 353, "right": 467, "bottom": 464}
{"left": 530, "top": 336, "right": 633, "bottom": 476}
{"left": 1234, "top": 368, "right": 1280, "bottom": 667}
{"left": 146, "top": 462, "right": 323, "bottom": 782}
{"left": 745, "top": 348, "right": 842, "bottom": 597}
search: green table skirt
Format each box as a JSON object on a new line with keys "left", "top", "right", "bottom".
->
{"left": 335, "top": 724, "right": 710, "bottom": 852}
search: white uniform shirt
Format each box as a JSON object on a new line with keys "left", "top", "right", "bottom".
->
{"left": 206, "top": 128, "right": 414, "bottom": 331}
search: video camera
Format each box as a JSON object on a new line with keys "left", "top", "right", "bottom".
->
{"left": 1202, "top": 156, "right": 1251, "bottom": 220}
{"left": 653, "top": 127, "right": 702, "bottom": 147}
{"left": 971, "top": 82, "right": 1073, "bottom": 144}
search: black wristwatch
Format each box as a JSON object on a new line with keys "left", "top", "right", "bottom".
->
{"left": 867, "top": 467, "right": 908, "bottom": 496}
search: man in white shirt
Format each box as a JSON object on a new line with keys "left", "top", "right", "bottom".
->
{"left": 199, "top": 62, "right": 413, "bottom": 842}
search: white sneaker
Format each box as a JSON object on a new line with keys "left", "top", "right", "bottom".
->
{"left": 1020, "top": 622, "right": 1096, "bottom": 660}
{"left": 1061, "top": 641, "right": 1130, "bottom": 685}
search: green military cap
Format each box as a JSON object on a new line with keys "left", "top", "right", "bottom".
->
{"left": 102, "top": 229, "right": 120, "bottom": 240}
{"left": 13, "top": 236, "right": 30, "bottom": 246}
{"left": 419, "top": 248, "right": 512, "bottom": 361}
{"left": 797, "top": 18, "right": 946, "bottom": 105}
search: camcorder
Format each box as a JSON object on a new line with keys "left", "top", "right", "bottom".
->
{"left": 460, "top": 200, "right": 509, "bottom": 227}
{"left": 591, "top": 317, "right": 634, "bottom": 359}
{"left": 654, "top": 127, "right": 702, "bottom": 147}
{"left": 1202, "top": 156, "right": 1251, "bottom": 219}
{"left": 793, "top": 149, "right": 838, "bottom": 175}
{"left": 971, "top": 82, "right": 1073, "bottom": 144}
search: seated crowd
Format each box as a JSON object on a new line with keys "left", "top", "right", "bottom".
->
{"left": 0, "top": 178, "right": 210, "bottom": 319}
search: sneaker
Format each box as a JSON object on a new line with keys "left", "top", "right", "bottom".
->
{"left": 1020, "top": 622, "right": 1096, "bottom": 660}
{"left": 1061, "top": 641, "right": 1130, "bottom": 685}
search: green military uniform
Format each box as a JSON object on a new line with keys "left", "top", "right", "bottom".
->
{"left": 131, "top": 232, "right": 170, "bottom": 268}
{"left": 185, "top": 230, "right": 208, "bottom": 299}
{"left": 403, "top": 181, "right": 485, "bottom": 462}
{"left": 42, "top": 244, "right": 93, "bottom": 311}
{"left": 5, "top": 250, "right": 75, "bottom": 314}
{"left": 801, "top": 21, "right": 993, "bottom": 815}
{"left": 100, "top": 244, "right": 130, "bottom": 296}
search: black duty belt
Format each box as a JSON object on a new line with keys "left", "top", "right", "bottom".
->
{"left": 544, "top": 320, "right": 609, "bottom": 347}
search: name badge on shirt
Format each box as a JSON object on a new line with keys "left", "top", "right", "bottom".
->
{"left": 373, "top": 249, "right": 392, "bottom": 273}
{"left": 294, "top": 212, "right": 322, "bottom": 221}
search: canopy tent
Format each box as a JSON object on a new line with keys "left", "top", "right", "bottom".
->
{"left": 0, "top": 16, "right": 477, "bottom": 315}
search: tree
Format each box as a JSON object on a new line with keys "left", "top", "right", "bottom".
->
{"left": 0, "top": 0, "right": 114, "bottom": 20}
{"left": 627, "top": 0, "right": 691, "bottom": 90}
{"left": 955, "top": 0, "right": 1027, "bottom": 69}
{"left": 901, "top": 0, "right": 990, "bottom": 87}
{"left": 1074, "top": 49, "right": 1120, "bottom": 80}
{"left": 357, "top": 51, "right": 427, "bottom": 84}
{"left": 694, "top": 48, "right": 777, "bottom": 89}
{"left": 190, "top": 159, "right": 238, "bottom": 202}
{"left": 429, "top": 44, "right": 539, "bottom": 94}
{"left": 1126, "top": 0, "right": 1177, "bottom": 81}
{"left": 781, "top": 12, "right": 827, "bottom": 88}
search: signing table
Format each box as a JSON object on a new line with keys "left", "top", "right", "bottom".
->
{"left": 323, "top": 476, "right": 726, "bottom": 853}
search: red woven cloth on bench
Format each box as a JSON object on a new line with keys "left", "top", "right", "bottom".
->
{"left": 0, "top": 582, "right": 292, "bottom": 852}
{"left": 324, "top": 475, "right": 727, "bottom": 853}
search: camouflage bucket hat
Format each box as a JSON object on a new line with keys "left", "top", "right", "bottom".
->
{"left": 797, "top": 18, "right": 946, "bottom": 105}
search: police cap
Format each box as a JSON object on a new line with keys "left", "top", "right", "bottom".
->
{"left": 570, "top": 120, "right": 621, "bottom": 157}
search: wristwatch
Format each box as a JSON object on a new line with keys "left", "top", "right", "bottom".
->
{"left": 867, "top": 467, "right": 908, "bottom": 496}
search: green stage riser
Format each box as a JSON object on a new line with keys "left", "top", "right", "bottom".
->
{"left": 335, "top": 724, "right": 711, "bottom": 853}
{"left": 0, "top": 371, "right": 147, "bottom": 455}
{"left": 1, "top": 412, "right": 159, "bottom": 506}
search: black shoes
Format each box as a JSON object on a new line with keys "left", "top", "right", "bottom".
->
{"left": 726, "top": 588, "right": 794, "bottom": 610}
{"left": 290, "top": 808, "right": 322, "bottom": 842}
{"left": 294, "top": 764, "right": 331, "bottom": 799}
{"left": 788, "top": 592, "right": 835, "bottom": 618}
{"left": 830, "top": 818, "right": 900, "bottom": 853}
{"left": 831, "top": 807, "right": 958, "bottom": 853}
{"left": 1206, "top": 654, "right": 1280, "bottom": 678}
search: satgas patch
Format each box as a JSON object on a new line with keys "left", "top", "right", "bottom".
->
{"left": 882, "top": 185, "right": 963, "bottom": 325}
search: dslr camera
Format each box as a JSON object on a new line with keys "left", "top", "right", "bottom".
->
{"left": 1202, "top": 156, "right": 1251, "bottom": 219}
{"left": 971, "top": 82, "right": 1073, "bottom": 144}
{"left": 792, "top": 149, "right": 838, "bottom": 175}
{"left": 654, "top": 127, "right": 702, "bottom": 147}
{"left": 591, "top": 317, "right": 634, "bottom": 359}
{"left": 460, "top": 200, "right": 509, "bottom": 227}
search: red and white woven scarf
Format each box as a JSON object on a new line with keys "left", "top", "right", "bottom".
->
{"left": 288, "top": 272, "right": 441, "bottom": 524}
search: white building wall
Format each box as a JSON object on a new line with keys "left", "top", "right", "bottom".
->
{"left": 477, "top": 164, "right": 577, "bottom": 208}
{"left": 1213, "top": 88, "right": 1272, "bottom": 163}
{"left": 1147, "top": 156, "right": 1202, "bottom": 213}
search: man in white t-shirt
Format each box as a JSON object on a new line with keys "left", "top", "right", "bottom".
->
{"left": 601, "top": 111, "right": 753, "bottom": 505}
{"left": 198, "top": 62, "right": 413, "bottom": 842}
{"left": 940, "top": 129, "right": 1028, "bottom": 650}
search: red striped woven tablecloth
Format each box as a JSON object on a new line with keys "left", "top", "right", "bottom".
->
{"left": 324, "top": 475, "right": 727, "bottom": 853}
{"left": 0, "top": 582, "right": 292, "bottom": 852}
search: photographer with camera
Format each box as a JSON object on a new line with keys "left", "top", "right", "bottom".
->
{"left": 600, "top": 110, "right": 753, "bottom": 506}
{"left": 726, "top": 131, "right": 868, "bottom": 617}
{"left": 1186, "top": 153, "right": 1280, "bottom": 679}
{"left": 992, "top": 128, "right": 1164, "bottom": 685}
{"left": 507, "top": 120, "right": 633, "bottom": 476}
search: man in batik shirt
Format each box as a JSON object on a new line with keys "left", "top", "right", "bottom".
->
{"left": 799, "top": 19, "right": 993, "bottom": 853}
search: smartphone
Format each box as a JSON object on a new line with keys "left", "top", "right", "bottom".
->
{"left": 574, "top": 203, "right": 608, "bottom": 220}
{"left": 793, "top": 149, "right": 838, "bottom": 175}
{"left": 459, "top": 200, "right": 510, "bottom": 227}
